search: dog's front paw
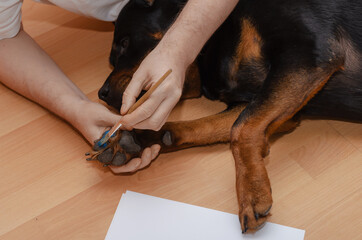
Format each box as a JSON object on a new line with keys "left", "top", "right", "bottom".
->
{"left": 86, "top": 128, "right": 174, "bottom": 166}
{"left": 236, "top": 165, "right": 273, "bottom": 233}
{"left": 87, "top": 130, "right": 145, "bottom": 166}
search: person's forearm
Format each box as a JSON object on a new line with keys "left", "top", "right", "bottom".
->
{"left": 159, "top": 0, "right": 239, "bottom": 67}
{"left": 0, "top": 29, "right": 88, "bottom": 125}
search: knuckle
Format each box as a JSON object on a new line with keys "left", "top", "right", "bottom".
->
{"left": 139, "top": 107, "right": 153, "bottom": 118}
{"left": 151, "top": 120, "right": 164, "bottom": 131}
{"left": 174, "top": 89, "right": 182, "bottom": 98}
{"left": 122, "top": 90, "right": 133, "bottom": 100}
{"left": 122, "top": 93, "right": 131, "bottom": 103}
{"left": 162, "top": 82, "right": 173, "bottom": 92}
{"left": 162, "top": 84, "right": 182, "bottom": 99}
{"left": 150, "top": 126, "right": 158, "bottom": 131}
{"left": 122, "top": 90, "right": 130, "bottom": 97}
{"left": 168, "top": 85, "right": 181, "bottom": 96}
{"left": 148, "top": 120, "right": 160, "bottom": 131}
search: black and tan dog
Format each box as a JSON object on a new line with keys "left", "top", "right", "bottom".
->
{"left": 92, "top": 0, "right": 362, "bottom": 233}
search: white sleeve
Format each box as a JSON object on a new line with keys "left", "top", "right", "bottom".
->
{"left": 34, "top": 0, "right": 129, "bottom": 22}
{"left": 0, "top": 0, "right": 22, "bottom": 40}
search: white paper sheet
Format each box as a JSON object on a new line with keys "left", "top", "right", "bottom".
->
{"left": 105, "top": 191, "right": 305, "bottom": 240}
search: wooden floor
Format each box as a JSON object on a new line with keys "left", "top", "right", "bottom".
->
{"left": 1, "top": 2, "right": 361, "bottom": 239}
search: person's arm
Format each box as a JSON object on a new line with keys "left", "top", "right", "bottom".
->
{"left": 0, "top": 29, "right": 121, "bottom": 145}
{"left": 110, "top": 0, "right": 239, "bottom": 173}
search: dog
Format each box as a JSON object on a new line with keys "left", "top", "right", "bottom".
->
{"left": 93, "top": 0, "right": 362, "bottom": 233}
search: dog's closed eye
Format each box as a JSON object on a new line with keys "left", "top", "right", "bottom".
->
{"left": 119, "top": 37, "right": 130, "bottom": 55}
{"left": 112, "top": 37, "right": 130, "bottom": 57}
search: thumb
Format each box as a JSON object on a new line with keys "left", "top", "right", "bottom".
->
{"left": 121, "top": 70, "right": 149, "bottom": 115}
{"left": 106, "top": 112, "right": 122, "bottom": 126}
{"left": 98, "top": 106, "right": 122, "bottom": 126}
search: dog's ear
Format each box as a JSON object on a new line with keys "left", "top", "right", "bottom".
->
{"left": 134, "top": 0, "right": 155, "bottom": 7}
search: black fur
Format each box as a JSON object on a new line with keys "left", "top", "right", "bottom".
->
{"left": 101, "top": 0, "right": 362, "bottom": 121}
{"left": 95, "top": 0, "right": 362, "bottom": 232}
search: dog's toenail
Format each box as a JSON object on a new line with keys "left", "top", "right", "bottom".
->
{"left": 243, "top": 215, "right": 248, "bottom": 233}
{"left": 162, "top": 131, "right": 173, "bottom": 146}
{"left": 256, "top": 222, "right": 267, "bottom": 230}
{"left": 254, "top": 212, "right": 259, "bottom": 221}
{"left": 112, "top": 152, "right": 127, "bottom": 166}
{"left": 261, "top": 206, "right": 272, "bottom": 216}
{"left": 86, "top": 158, "right": 92, "bottom": 161}
{"left": 85, "top": 152, "right": 90, "bottom": 156}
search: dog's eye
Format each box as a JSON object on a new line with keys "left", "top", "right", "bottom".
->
{"left": 120, "top": 37, "right": 130, "bottom": 51}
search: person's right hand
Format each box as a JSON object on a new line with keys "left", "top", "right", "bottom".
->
{"left": 109, "top": 43, "right": 190, "bottom": 173}
{"left": 119, "top": 45, "right": 188, "bottom": 131}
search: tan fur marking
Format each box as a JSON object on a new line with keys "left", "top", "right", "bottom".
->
{"left": 150, "top": 32, "right": 163, "bottom": 40}
{"left": 182, "top": 62, "right": 202, "bottom": 99}
{"left": 331, "top": 27, "right": 361, "bottom": 72}
{"left": 230, "top": 19, "right": 263, "bottom": 77}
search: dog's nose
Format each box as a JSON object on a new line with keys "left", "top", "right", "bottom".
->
{"left": 98, "top": 83, "right": 110, "bottom": 102}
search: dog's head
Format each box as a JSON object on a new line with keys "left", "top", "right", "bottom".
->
{"left": 98, "top": 0, "right": 186, "bottom": 110}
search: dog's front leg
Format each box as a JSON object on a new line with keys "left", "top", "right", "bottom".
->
{"left": 90, "top": 105, "right": 246, "bottom": 166}
{"left": 231, "top": 53, "right": 343, "bottom": 233}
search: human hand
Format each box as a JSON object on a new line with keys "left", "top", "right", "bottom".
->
{"left": 108, "top": 144, "right": 161, "bottom": 173}
{"left": 119, "top": 46, "right": 187, "bottom": 131}
{"left": 73, "top": 100, "right": 121, "bottom": 145}
{"left": 108, "top": 45, "right": 188, "bottom": 173}
{"left": 76, "top": 100, "right": 162, "bottom": 173}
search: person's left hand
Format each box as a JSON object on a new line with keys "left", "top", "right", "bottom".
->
{"left": 108, "top": 144, "right": 161, "bottom": 173}
{"left": 77, "top": 100, "right": 162, "bottom": 173}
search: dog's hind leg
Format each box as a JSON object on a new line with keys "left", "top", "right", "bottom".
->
{"left": 230, "top": 55, "right": 344, "bottom": 233}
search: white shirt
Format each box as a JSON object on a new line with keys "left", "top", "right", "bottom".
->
{"left": 0, "top": 0, "right": 129, "bottom": 40}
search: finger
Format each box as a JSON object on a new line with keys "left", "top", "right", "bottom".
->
{"left": 137, "top": 144, "right": 161, "bottom": 169}
{"left": 101, "top": 111, "right": 122, "bottom": 126}
{"left": 138, "top": 147, "right": 153, "bottom": 169}
{"left": 150, "top": 144, "right": 161, "bottom": 159}
{"left": 133, "top": 94, "right": 179, "bottom": 130}
{"left": 109, "top": 158, "right": 141, "bottom": 173}
{"left": 121, "top": 70, "right": 150, "bottom": 115}
{"left": 121, "top": 93, "right": 167, "bottom": 128}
